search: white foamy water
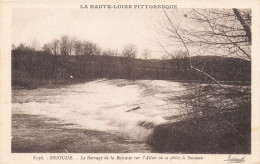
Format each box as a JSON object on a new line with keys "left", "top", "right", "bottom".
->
{"left": 12, "top": 79, "right": 187, "bottom": 140}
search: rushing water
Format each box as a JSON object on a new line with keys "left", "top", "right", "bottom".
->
{"left": 12, "top": 79, "right": 187, "bottom": 141}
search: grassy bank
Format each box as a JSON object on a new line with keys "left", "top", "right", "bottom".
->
{"left": 12, "top": 114, "right": 152, "bottom": 153}
{"left": 148, "top": 84, "right": 251, "bottom": 154}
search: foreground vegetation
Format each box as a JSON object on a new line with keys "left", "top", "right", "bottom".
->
{"left": 148, "top": 84, "right": 251, "bottom": 153}
{"left": 149, "top": 106, "right": 250, "bottom": 153}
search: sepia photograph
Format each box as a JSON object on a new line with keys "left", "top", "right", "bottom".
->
{"left": 10, "top": 7, "right": 252, "bottom": 155}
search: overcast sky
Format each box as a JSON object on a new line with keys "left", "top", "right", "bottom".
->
{"left": 12, "top": 8, "right": 167, "bottom": 58}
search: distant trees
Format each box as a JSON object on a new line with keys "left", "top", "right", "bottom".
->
{"left": 41, "top": 36, "right": 103, "bottom": 57}
{"left": 74, "top": 40, "right": 83, "bottom": 56}
{"left": 122, "top": 44, "right": 138, "bottom": 58}
{"left": 12, "top": 43, "right": 250, "bottom": 89}
{"left": 60, "top": 35, "right": 70, "bottom": 56}
{"left": 42, "top": 44, "right": 52, "bottom": 54}
{"left": 42, "top": 40, "right": 60, "bottom": 56}
{"left": 51, "top": 39, "right": 60, "bottom": 56}
{"left": 121, "top": 44, "right": 138, "bottom": 78}
{"left": 80, "top": 41, "right": 99, "bottom": 78}
{"left": 82, "top": 41, "right": 101, "bottom": 56}
{"left": 102, "top": 49, "right": 119, "bottom": 57}
{"left": 101, "top": 49, "right": 120, "bottom": 77}
{"left": 16, "top": 43, "right": 31, "bottom": 51}
{"left": 38, "top": 35, "right": 104, "bottom": 79}
{"left": 141, "top": 48, "right": 151, "bottom": 60}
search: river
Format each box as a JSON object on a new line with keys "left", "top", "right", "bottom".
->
{"left": 12, "top": 79, "right": 187, "bottom": 152}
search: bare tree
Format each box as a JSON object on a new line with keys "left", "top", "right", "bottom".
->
{"left": 141, "top": 48, "right": 151, "bottom": 60}
{"left": 42, "top": 43, "right": 52, "bottom": 54}
{"left": 17, "top": 43, "right": 31, "bottom": 51}
{"left": 102, "top": 49, "right": 112, "bottom": 56}
{"left": 82, "top": 41, "right": 101, "bottom": 56}
{"left": 159, "top": 9, "right": 252, "bottom": 133}
{"left": 60, "top": 35, "right": 70, "bottom": 56}
{"left": 160, "top": 9, "right": 251, "bottom": 61}
{"left": 160, "top": 8, "right": 251, "bottom": 87}
{"left": 103, "top": 49, "right": 119, "bottom": 56}
{"left": 51, "top": 39, "right": 60, "bottom": 56}
{"left": 121, "top": 44, "right": 138, "bottom": 78}
{"left": 68, "top": 37, "right": 76, "bottom": 56}
{"left": 122, "top": 44, "right": 138, "bottom": 58}
{"left": 74, "top": 40, "right": 83, "bottom": 56}
{"left": 42, "top": 39, "right": 60, "bottom": 55}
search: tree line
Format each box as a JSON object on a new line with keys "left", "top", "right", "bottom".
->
{"left": 12, "top": 35, "right": 250, "bottom": 87}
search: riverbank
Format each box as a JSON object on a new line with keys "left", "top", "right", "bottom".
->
{"left": 12, "top": 69, "right": 250, "bottom": 90}
{"left": 12, "top": 70, "right": 93, "bottom": 89}
{"left": 12, "top": 114, "right": 152, "bottom": 153}
{"left": 147, "top": 84, "right": 251, "bottom": 154}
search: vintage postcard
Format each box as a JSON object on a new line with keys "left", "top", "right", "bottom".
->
{"left": 0, "top": 0, "right": 260, "bottom": 163}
